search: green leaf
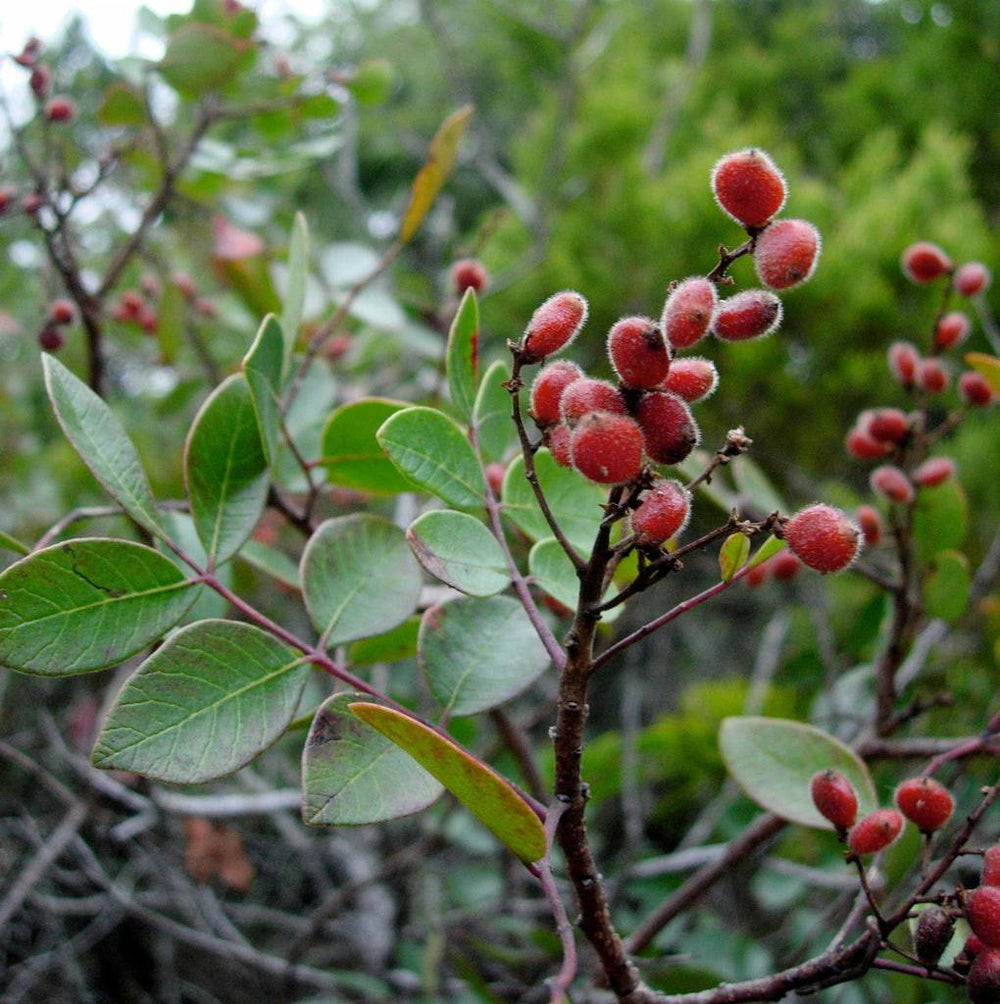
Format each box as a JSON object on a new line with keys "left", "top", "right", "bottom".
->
{"left": 97, "top": 82, "right": 145, "bottom": 126}
{"left": 420, "top": 596, "right": 550, "bottom": 717}
{"left": 281, "top": 212, "right": 309, "bottom": 373}
{"left": 472, "top": 360, "right": 513, "bottom": 464}
{"left": 923, "top": 549, "right": 970, "bottom": 622}
{"left": 320, "top": 398, "right": 419, "bottom": 495}
{"left": 528, "top": 538, "right": 622, "bottom": 622}
{"left": 156, "top": 282, "right": 185, "bottom": 366}
{"left": 93, "top": 619, "right": 309, "bottom": 783}
{"left": 719, "top": 716, "right": 877, "bottom": 829}
{"left": 302, "top": 693, "right": 443, "bottom": 825}
{"left": 446, "top": 289, "right": 479, "bottom": 419}
{"left": 239, "top": 538, "right": 300, "bottom": 590}
{"left": 501, "top": 450, "right": 605, "bottom": 552}
{"left": 407, "top": 511, "right": 509, "bottom": 597}
{"left": 0, "top": 531, "right": 29, "bottom": 556}
{"left": 748, "top": 534, "right": 786, "bottom": 570}
{"left": 158, "top": 23, "right": 253, "bottom": 96}
{"left": 377, "top": 407, "right": 484, "bottom": 509}
{"left": 0, "top": 539, "right": 196, "bottom": 676}
{"left": 185, "top": 374, "right": 269, "bottom": 565}
{"left": 349, "top": 702, "right": 545, "bottom": 861}
{"left": 965, "top": 352, "right": 1000, "bottom": 395}
{"left": 399, "top": 105, "right": 472, "bottom": 243}
{"left": 43, "top": 354, "right": 163, "bottom": 538}
{"left": 719, "top": 533, "right": 751, "bottom": 581}
{"left": 732, "top": 457, "right": 785, "bottom": 515}
{"left": 347, "top": 58, "right": 396, "bottom": 107}
{"left": 913, "top": 480, "right": 968, "bottom": 559}
{"left": 301, "top": 515, "right": 422, "bottom": 647}
{"left": 348, "top": 617, "right": 420, "bottom": 666}
{"left": 241, "top": 315, "right": 284, "bottom": 464}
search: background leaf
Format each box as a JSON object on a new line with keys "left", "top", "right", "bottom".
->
{"left": 241, "top": 315, "right": 284, "bottom": 464}
{"left": 406, "top": 510, "right": 509, "bottom": 596}
{"left": 446, "top": 289, "right": 479, "bottom": 419}
{"left": 158, "top": 23, "right": 253, "bottom": 96}
{"left": 913, "top": 480, "right": 968, "bottom": 559}
{"left": 923, "top": 549, "right": 971, "bottom": 622}
{"left": 472, "top": 360, "right": 513, "bottom": 464}
{"left": 281, "top": 212, "right": 310, "bottom": 373}
{"left": 528, "top": 538, "right": 622, "bottom": 622}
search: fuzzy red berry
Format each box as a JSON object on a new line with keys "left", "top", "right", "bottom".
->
{"left": 631, "top": 480, "right": 690, "bottom": 544}
{"left": 451, "top": 258, "right": 487, "bottom": 295}
{"left": 847, "top": 808, "right": 904, "bottom": 856}
{"left": 711, "top": 148, "right": 787, "bottom": 228}
{"left": 771, "top": 549, "right": 801, "bottom": 581}
{"left": 969, "top": 949, "right": 1000, "bottom": 1004}
{"left": 635, "top": 391, "right": 700, "bottom": 465}
{"left": 888, "top": 340, "right": 920, "bottom": 386}
{"left": 29, "top": 65, "right": 50, "bottom": 98}
{"left": 913, "top": 457, "right": 956, "bottom": 488}
{"left": 570, "top": 412, "right": 644, "bottom": 485}
{"left": 867, "top": 408, "right": 909, "bottom": 444}
{"left": 935, "top": 311, "right": 971, "bottom": 350}
{"left": 856, "top": 505, "right": 882, "bottom": 547}
{"left": 810, "top": 769, "right": 859, "bottom": 831}
{"left": 894, "top": 776, "right": 954, "bottom": 832}
{"left": 49, "top": 299, "right": 75, "bottom": 325}
{"left": 955, "top": 262, "right": 992, "bottom": 297}
{"left": 547, "top": 424, "right": 573, "bottom": 468}
{"left": 38, "top": 327, "right": 64, "bottom": 352}
{"left": 712, "top": 290, "right": 782, "bottom": 342}
{"left": 901, "top": 242, "right": 952, "bottom": 283}
{"left": 983, "top": 847, "right": 1000, "bottom": 887}
{"left": 44, "top": 96, "right": 76, "bottom": 123}
{"left": 916, "top": 358, "right": 949, "bottom": 394}
{"left": 870, "top": 465, "right": 914, "bottom": 505}
{"left": 754, "top": 219, "right": 821, "bottom": 290}
{"left": 783, "top": 504, "right": 861, "bottom": 574}
{"left": 560, "top": 377, "right": 626, "bottom": 425}
{"left": 914, "top": 906, "right": 955, "bottom": 967}
{"left": 607, "top": 316, "right": 671, "bottom": 389}
{"left": 960, "top": 371, "right": 995, "bottom": 407}
{"left": 968, "top": 887, "right": 1000, "bottom": 949}
{"left": 661, "top": 357, "right": 718, "bottom": 403}
{"left": 530, "top": 361, "right": 583, "bottom": 425}
{"left": 661, "top": 277, "right": 717, "bottom": 349}
{"left": 522, "top": 291, "right": 588, "bottom": 362}
{"left": 845, "top": 427, "right": 891, "bottom": 461}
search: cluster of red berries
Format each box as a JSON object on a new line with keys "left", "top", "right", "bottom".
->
{"left": 37, "top": 298, "right": 78, "bottom": 353}
{"left": 8, "top": 37, "right": 75, "bottom": 123}
{"left": 110, "top": 273, "right": 215, "bottom": 336}
{"left": 963, "top": 849, "right": 1000, "bottom": 1002}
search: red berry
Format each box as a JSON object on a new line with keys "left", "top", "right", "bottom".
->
{"left": 867, "top": 408, "right": 909, "bottom": 444}
{"left": 916, "top": 358, "right": 949, "bottom": 394}
{"left": 960, "top": 371, "right": 995, "bottom": 407}
{"left": 712, "top": 290, "right": 782, "bottom": 342}
{"left": 810, "top": 769, "right": 859, "bottom": 831}
{"left": 888, "top": 340, "right": 920, "bottom": 385}
{"left": 856, "top": 505, "right": 882, "bottom": 546}
{"left": 29, "top": 65, "right": 50, "bottom": 98}
{"left": 661, "top": 357, "right": 718, "bottom": 403}
{"left": 783, "top": 504, "right": 861, "bottom": 574}
{"left": 746, "top": 560, "right": 770, "bottom": 588}
{"left": 894, "top": 776, "right": 954, "bottom": 832}
{"left": 13, "top": 38, "right": 42, "bottom": 68}
{"left": 913, "top": 457, "right": 956, "bottom": 488}
{"left": 141, "top": 274, "right": 161, "bottom": 298}
{"left": 570, "top": 412, "right": 644, "bottom": 485}
{"left": 560, "top": 378, "right": 626, "bottom": 425}
{"left": 547, "top": 424, "right": 573, "bottom": 468}
{"left": 530, "top": 361, "right": 584, "bottom": 426}
{"left": 451, "top": 258, "right": 487, "bottom": 294}
{"left": 661, "top": 277, "right": 717, "bottom": 349}
{"left": 847, "top": 808, "right": 904, "bottom": 856}
{"left": 845, "top": 427, "right": 891, "bottom": 461}
{"left": 44, "top": 96, "right": 76, "bottom": 123}
{"left": 870, "top": 465, "right": 914, "bottom": 505}
{"left": 771, "top": 549, "right": 801, "bottom": 581}
{"left": 935, "top": 311, "right": 971, "bottom": 350}
{"left": 754, "top": 219, "right": 821, "bottom": 290}
{"left": 955, "top": 262, "right": 992, "bottom": 297}
{"left": 172, "top": 272, "right": 197, "bottom": 299}
{"left": 968, "top": 887, "right": 1000, "bottom": 949}
{"left": 118, "top": 290, "right": 144, "bottom": 320}
{"left": 983, "top": 847, "right": 1000, "bottom": 887}
{"left": 139, "top": 308, "right": 159, "bottom": 335}
{"left": 523, "top": 291, "right": 588, "bottom": 362}
{"left": 38, "top": 327, "right": 64, "bottom": 352}
{"left": 635, "top": 391, "right": 700, "bottom": 465}
{"left": 901, "top": 242, "right": 952, "bottom": 283}
{"left": 485, "top": 462, "right": 505, "bottom": 496}
{"left": 711, "top": 148, "right": 787, "bottom": 228}
{"left": 914, "top": 906, "right": 955, "bottom": 967}
{"left": 969, "top": 949, "right": 1000, "bottom": 1004}
{"left": 607, "top": 316, "right": 670, "bottom": 389}
{"left": 631, "top": 480, "right": 690, "bottom": 544}
{"left": 49, "top": 299, "right": 75, "bottom": 325}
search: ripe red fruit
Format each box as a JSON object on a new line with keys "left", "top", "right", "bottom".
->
{"left": 44, "top": 96, "right": 76, "bottom": 123}
{"left": 913, "top": 457, "right": 956, "bottom": 488}
{"left": 631, "top": 480, "right": 691, "bottom": 544}
{"left": 661, "top": 357, "right": 718, "bottom": 403}
{"left": 485, "top": 462, "right": 506, "bottom": 496}
{"left": 867, "top": 408, "right": 909, "bottom": 444}
{"left": 847, "top": 808, "right": 904, "bottom": 856}
{"left": 530, "top": 361, "right": 584, "bottom": 426}
{"left": 661, "top": 277, "right": 717, "bottom": 349}
{"left": 870, "top": 465, "right": 914, "bottom": 505}
{"left": 29, "top": 65, "right": 51, "bottom": 98}
{"left": 712, "top": 290, "right": 782, "bottom": 342}
{"left": 983, "top": 846, "right": 1000, "bottom": 887}
{"left": 968, "top": 887, "right": 1000, "bottom": 949}
{"left": 916, "top": 358, "right": 949, "bottom": 394}
{"left": 856, "top": 505, "right": 882, "bottom": 546}
{"left": 914, "top": 906, "right": 955, "bottom": 968}
{"left": 560, "top": 377, "right": 626, "bottom": 425}
{"left": 901, "top": 242, "right": 952, "bottom": 283}
{"left": 968, "top": 949, "right": 1000, "bottom": 1004}
{"left": 570, "top": 412, "right": 644, "bottom": 485}
{"left": 887, "top": 340, "right": 920, "bottom": 385}
{"left": 49, "top": 299, "right": 76, "bottom": 325}
{"left": 607, "top": 316, "right": 670, "bottom": 389}
{"left": 754, "top": 219, "right": 821, "bottom": 290}
{"left": 894, "top": 776, "right": 954, "bottom": 832}
{"left": 955, "top": 262, "right": 992, "bottom": 297}
{"left": 810, "top": 769, "right": 859, "bottom": 831}
{"left": 451, "top": 258, "right": 487, "bottom": 295}
{"left": 960, "top": 371, "right": 995, "bottom": 407}
{"left": 711, "top": 148, "right": 786, "bottom": 228}
{"left": 547, "top": 424, "right": 573, "bottom": 468}
{"left": 38, "top": 327, "right": 64, "bottom": 352}
{"left": 935, "top": 311, "right": 971, "bottom": 350}
{"left": 635, "top": 391, "right": 700, "bottom": 465}
{"left": 771, "top": 549, "right": 801, "bottom": 581}
{"left": 845, "top": 427, "right": 891, "bottom": 461}
{"left": 522, "top": 291, "right": 588, "bottom": 362}
{"left": 783, "top": 504, "right": 861, "bottom": 574}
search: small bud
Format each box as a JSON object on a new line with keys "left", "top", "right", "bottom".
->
{"left": 810, "top": 769, "right": 859, "bottom": 831}
{"left": 983, "top": 846, "right": 1000, "bottom": 887}
{"left": 969, "top": 949, "right": 1000, "bottom": 1004}
{"left": 451, "top": 258, "right": 487, "bottom": 295}
{"left": 38, "top": 326, "right": 64, "bottom": 352}
{"left": 660, "top": 357, "right": 718, "bottom": 403}
{"left": 894, "top": 776, "right": 954, "bottom": 832}
{"left": 44, "top": 96, "right": 76, "bottom": 123}
{"left": 856, "top": 505, "right": 882, "bottom": 546}
{"left": 635, "top": 391, "right": 700, "bottom": 465}
{"left": 13, "top": 38, "right": 42, "bottom": 68}
{"left": 867, "top": 408, "right": 909, "bottom": 444}
{"left": 847, "top": 808, "right": 904, "bottom": 855}
{"left": 887, "top": 340, "right": 920, "bottom": 385}
{"left": 954, "top": 262, "right": 992, "bottom": 297}
{"left": 530, "top": 361, "right": 584, "bottom": 426}
{"left": 661, "top": 277, "right": 717, "bottom": 349}
{"left": 172, "top": 272, "right": 197, "bottom": 299}
{"left": 901, "top": 242, "right": 952, "bottom": 283}
{"left": 485, "top": 462, "right": 505, "bottom": 496}
{"left": 560, "top": 377, "right": 626, "bottom": 425}
{"left": 845, "top": 427, "right": 891, "bottom": 461}
{"left": 960, "top": 371, "right": 995, "bottom": 407}
{"left": 916, "top": 358, "right": 949, "bottom": 394}
{"left": 607, "top": 316, "right": 671, "bottom": 389}
{"left": 967, "top": 887, "right": 1000, "bottom": 949}
{"left": 546, "top": 423, "right": 573, "bottom": 468}
{"left": 711, "top": 148, "right": 787, "bottom": 228}
{"left": 29, "top": 65, "right": 50, "bottom": 98}
{"left": 631, "top": 480, "right": 691, "bottom": 544}
{"left": 913, "top": 457, "right": 956, "bottom": 488}
{"left": 771, "top": 549, "right": 801, "bottom": 581}
{"left": 522, "top": 291, "right": 588, "bottom": 362}
{"left": 48, "top": 299, "right": 75, "bottom": 325}
{"left": 753, "top": 219, "right": 821, "bottom": 290}
{"left": 712, "top": 290, "right": 782, "bottom": 342}
{"left": 870, "top": 465, "right": 914, "bottom": 505}
{"left": 141, "top": 274, "right": 161, "bottom": 298}
{"left": 914, "top": 906, "right": 955, "bottom": 967}
{"left": 569, "top": 412, "right": 644, "bottom": 485}
{"left": 117, "top": 290, "right": 144, "bottom": 320}
{"left": 783, "top": 504, "right": 861, "bottom": 574}
{"left": 193, "top": 297, "right": 217, "bottom": 318}
{"left": 934, "top": 311, "right": 971, "bottom": 350}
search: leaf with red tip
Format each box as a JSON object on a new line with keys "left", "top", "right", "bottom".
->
{"left": 348, "top": 702, "right": 546, "bottom": 862}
